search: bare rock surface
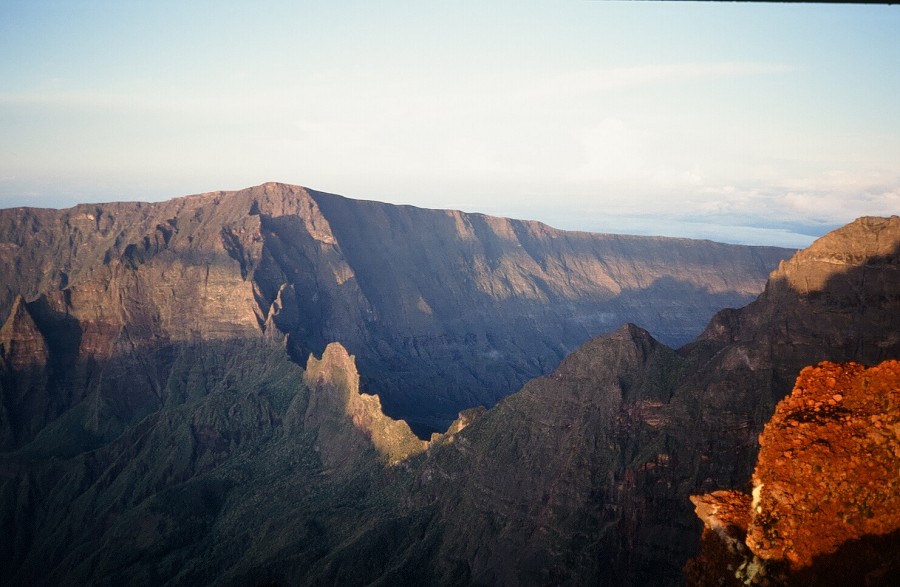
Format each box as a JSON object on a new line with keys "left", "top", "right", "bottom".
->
{"left": 0, "top": 296, "right": 49, "bottom": 370}
{"left": 686, "top": 360, "right": 900, "bottom": 586}
{"left": 370, "top": 216, "right": 900, "bottom": 586}
{"left": 300, "top": 342, "right": 425, "bottom": 467}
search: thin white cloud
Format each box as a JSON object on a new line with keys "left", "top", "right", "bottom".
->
{"left": 692, "top": 171, "right": 900, "bottom": 228}
{"left": 0, "top": 61, "right": 792, "bottom": 115}
{"left": 0, "top": 86, "right": 292, "bottom": 117}
{"left": 538, "top": 62, "right": 794, "bottom": 98}
{"left": 0, "top": 57, "right": 890, "bottom": 252}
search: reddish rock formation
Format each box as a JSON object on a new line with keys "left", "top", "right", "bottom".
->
{"left": 389, "top": 217, "right": 899, "bottom": 586}
{"left": 686, "top": 361, "right": 900, "bottom": 586}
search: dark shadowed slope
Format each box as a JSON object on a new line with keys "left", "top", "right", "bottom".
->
{"left": 0, "top": 338, "right": 426, "bottom": 586}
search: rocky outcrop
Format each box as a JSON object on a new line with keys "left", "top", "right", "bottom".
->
{"left": 686, "top": 361, "right": 900, "bottom": 586}
{"left": 700, "top": 216, "right": 900, "bottom": 368}
{"left": 0, "top": 296, "right": 50, "bottom": 447}
{"left": 0, "top": 182, "right": 792, "bottom": 436}
{"left": 404, "top": 323, "right": 685, "bottom": 585}
{"left": 0, "top": 296, "right": 49, "bottom": 370}
{"left": 0, "top": 335, "right": 436, "bottom": 587}
{"left": 299, "top": 342, "right": 425, "bottom": 467}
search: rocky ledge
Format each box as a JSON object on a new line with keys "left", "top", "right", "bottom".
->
{"left": 686, "top": 360, "right": 900, "bottom": 586}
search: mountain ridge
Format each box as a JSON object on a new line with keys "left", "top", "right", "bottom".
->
{"left": 0, "top": 182, "right": 793, "bottom": 435}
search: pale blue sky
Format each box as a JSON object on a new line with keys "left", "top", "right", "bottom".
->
{"left": 1, "top": 1, "right": 898, "bottom": 247}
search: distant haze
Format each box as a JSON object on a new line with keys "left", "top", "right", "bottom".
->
{"left": 1, "top": 1, "right": 898, "bottom": 248}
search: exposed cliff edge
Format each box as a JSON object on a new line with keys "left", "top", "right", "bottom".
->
{"left": 0, "top": 182, "right": 792, "bottom": 435}
{"left": 686, "top": 361, "right": 900, "bottom": 586}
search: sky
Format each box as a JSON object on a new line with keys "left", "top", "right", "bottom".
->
{"left": 1, "top": 1, "right": 898, "bottom": 248}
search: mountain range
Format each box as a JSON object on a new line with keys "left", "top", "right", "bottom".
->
{"left": 0, "top": 183, "right": 896, "bottom": 585}
{"left": 0, "top": 182, "right": 791, "bottom": 436}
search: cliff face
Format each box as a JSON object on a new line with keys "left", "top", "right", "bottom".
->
{"left": 686, "top": 361, "right": 900, "bottom": 586}
{"left": 0, "top": 337, "right": 427, "bottom": 587}
{"left": 0, "top": 182, "right": 791, "bottom": 436}
{"left": 0, "top": 296, "right": 50, "bottom": 370}
{"left": 699, "top": 215, "right": 900, "bottom": 369}
{"left": 306, "top": 189, "right": 794, "bottom": 433}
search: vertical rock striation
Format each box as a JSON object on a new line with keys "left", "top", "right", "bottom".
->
{"left": 1, "top": 183, "right": 893, "bottom": 586}
{"left": 0, "top": 296, "right": 49, "bottom": 370}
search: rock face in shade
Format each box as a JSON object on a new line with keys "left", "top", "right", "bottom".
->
{"left": 0, "top": 182, "right": 792, "bottom": 436}
{"left": 685, "top": 361, "right": 900, "bottom": 586}
{"left": 403, "top": 323, "right": 687, "bottom": 585}
{"left": 0, "top": 296, "right": 51, "bottom": 447}
{"left": 0, "top": 337, "right": 426, "bottom": 587}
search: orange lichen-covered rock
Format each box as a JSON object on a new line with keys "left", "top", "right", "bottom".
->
{"left": 686, "top": 360, "right": 900, "bottom": 586}
{"left": 691, "top": 490, "right": 753, "bottom": 546}
{"left": 684, "top": 491, "right": 754, "bottom": 587}
{"left": 747, "top": 361, "right": 900, "bottom": 569}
